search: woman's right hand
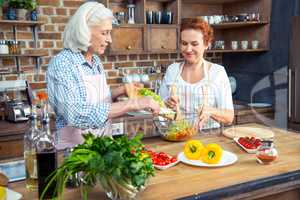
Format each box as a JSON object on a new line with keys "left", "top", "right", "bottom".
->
{"left": 165, "top": 96, "right": 179, "bottom": 111}
{"left": 130, "top": 97, "right": 160, "bottom": 115}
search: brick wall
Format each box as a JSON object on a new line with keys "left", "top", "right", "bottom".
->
{"left": 0, "top": 0, "right": 222, "bottom": 92}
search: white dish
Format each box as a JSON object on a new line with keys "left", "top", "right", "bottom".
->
{"left": 228, "top": 76, "right": 237, "bottom": 94}
{"left": 4, "top": 188, "right": 22, "bottom": 200}
{"left": 154, "top": 159, "right": 180, "bottom": 170}
{"left": 233, "top": 137, "right": 259, "bottom": 154}
{"left": 0, "top": 160, "right": 25, "bottom": 182}
{"left": 247, "top": 103, "right": 272, "bottom": 108}
{"left": 178, "top": 150, "right": 238, "bottom": 167}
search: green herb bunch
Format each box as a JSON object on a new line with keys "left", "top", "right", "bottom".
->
{"left": 42, "top": 133, "right": 154, "bottom": 200}
{"left": 7, "top": 0, "right": 37, "bottom": 10}
{"left": 138, "top": 88, "right": 165, "bottom": 107}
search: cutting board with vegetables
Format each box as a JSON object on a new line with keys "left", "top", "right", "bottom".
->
{"left": 223, "top": 126, "right": 274, "bottom": 139}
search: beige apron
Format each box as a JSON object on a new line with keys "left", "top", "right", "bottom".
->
{"left": 172, "top": 60, "right": 220, "bottom": 130}
{"left": 58, "top": 63, "right": 112, "bottom": 149}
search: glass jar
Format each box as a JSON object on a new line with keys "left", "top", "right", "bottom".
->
{"left": 256, "top": 140, "right": 278, "bottom": 165}
{"left": 0, "top": 40, "right": 9, "bottom": 54}
{"left": 8, "top": 41, "right": 20, "bottom": 54}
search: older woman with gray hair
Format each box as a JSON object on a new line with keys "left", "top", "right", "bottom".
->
{"left": 46, "top": 2, "right": 160, "bottom": 147}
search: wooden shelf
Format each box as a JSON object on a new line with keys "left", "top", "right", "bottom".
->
{"left": 207, "top": 48, "right": 268, "bottom": 53}
{"left": 0, "top": 53, "right": 47, "bottom": 57}
{"left": 0, "top": 20, "right": 44, "bottom": 26}
{"left": 146, "top": 24, "right": 178, "bottom": 28}
{"left": 182, "top": 0, "right": 251, "bottom": 4}
{"left": 117, "top": 24, "right": 145, "bottom": 28}
{"left": 212, "top": 21, "right": 269, "bottom": 29}
{"left": 147, "top": 0, "right": 175, "bottom": 2}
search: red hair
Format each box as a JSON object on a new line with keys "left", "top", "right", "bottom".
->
{"left": 180, "top": 18, "right": 214, "bottom": 46}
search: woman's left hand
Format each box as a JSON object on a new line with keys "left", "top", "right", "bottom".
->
{"left": 196, "top": 105, "right": 214, "bottom": 130}
{"left": 124, "top": 82, "right": 144, "bottom": 98}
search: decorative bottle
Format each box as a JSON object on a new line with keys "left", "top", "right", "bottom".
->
{"left": 24, "top": 102, "right": 39, "bottom": 190}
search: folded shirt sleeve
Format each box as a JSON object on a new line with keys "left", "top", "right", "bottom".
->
{"left": 46, "top": 58, "right": 111, "bottom": 129}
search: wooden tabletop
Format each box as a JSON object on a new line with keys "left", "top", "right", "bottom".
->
{"left": 10, "top": 123, "right": 300, "bottom": 200}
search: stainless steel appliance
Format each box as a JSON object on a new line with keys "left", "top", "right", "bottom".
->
{"left": 4, "top": 100, "right": 31, "bottom": 122}
{"left": 0, "top": 80, "right": 32, "bottom": 122}
{"left": 288, "top": 16, "right": 300, "bottom": 131}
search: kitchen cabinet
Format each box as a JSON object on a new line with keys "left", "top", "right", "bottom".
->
{"left": 182, "top": 0, "right": 272, "bottom": 53}
{"left": 288, "top": 16, "right": 300, "bottom": 131}
{"left": 147, "top": 25, "right": 177, "bottom": 53}
{"left": 102, "top": 0, "right": 271, "bottom": 54}
{"left": 103, "top": 0, "right": 180, "bottom": 54}
{"left": 110, "top": 25, "right": 145, "bottom": 54}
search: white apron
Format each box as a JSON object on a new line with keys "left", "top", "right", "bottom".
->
{"left": 171, "top": 60, "right": 220, "bottom": 130}
{"left": 58, "top": 63, "right": 112, "bottom": 149}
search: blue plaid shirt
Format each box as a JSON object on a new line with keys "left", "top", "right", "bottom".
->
{"left": 46, "top": 48, "right": 111, "bottom": 130}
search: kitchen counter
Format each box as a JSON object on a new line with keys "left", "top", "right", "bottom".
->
{"left": 9, "top": 123, "right": 300, "bottom": 200}
{"left": 0, "top": 102, "right": 274, "bottom": 159}
{"left": 0, "top": 103, "right": 274, "bottom": 136}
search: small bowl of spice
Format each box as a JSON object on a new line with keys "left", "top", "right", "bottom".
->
{"left": 256, "top": 140, "right": 278, "bottom": 164}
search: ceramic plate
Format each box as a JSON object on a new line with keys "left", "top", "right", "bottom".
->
{"left": 178, "top": 151, "right": 238, "bottom": 167}
{"left": 4, "top": 188, "right": 22, "bottom": 200}
{"left": 247, "top": 103, "right": 272, "bottom": 108}
{"left": 154, "top": 159, "right": 180, "bottom": 170}
{"left": 0, "top": 160, "right": 25, "bottom": 182}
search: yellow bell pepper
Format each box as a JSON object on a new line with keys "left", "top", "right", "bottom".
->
{"left": 201, "top": 143, "right": 223, "bottom": 164}
{"left": 184, "top": 140, "right": 204, "bottom": 160}
{"left": 0, "top": 186, "right": 6, "bottom": 200}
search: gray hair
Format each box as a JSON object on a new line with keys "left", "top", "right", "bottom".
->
{"left": 63, "top": 2, "right": 113, "bottom": 52}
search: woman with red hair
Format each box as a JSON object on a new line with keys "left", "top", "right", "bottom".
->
{"left": 159, "top": 18, "right": 234, "bottom": 131}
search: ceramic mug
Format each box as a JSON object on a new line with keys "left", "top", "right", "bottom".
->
{"left": 146, "top": 11, "right": 154, "bottom": 24}
{"left": 154, "top": 11, "right": 162, "bottom": 24}
{"left": 241, "top": 41, "right": 248, "bottom": 50}
{"left": 251, "top": 40, "right": 259, "bottom": 49}
{"left": 231, "top": 41, "right": 238, "bottom": 50}
{"left": 201, "top": 16, "right": 209, "bottom": 23}
{"left": 162, "top": 11, "right": 173, "bottom": 24}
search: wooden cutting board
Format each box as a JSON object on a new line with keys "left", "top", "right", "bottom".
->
{"left": 223, "top": 126, "right": 274, "bottom": 139}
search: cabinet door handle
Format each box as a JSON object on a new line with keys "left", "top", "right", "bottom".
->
{"left": 127, "top": 45, "right": 132, "bottom": 50}
{"left": 161, "top": 45, "right": 166, "bottom": 49}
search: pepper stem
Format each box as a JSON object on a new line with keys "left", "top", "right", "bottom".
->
{"left": 189, "top": 145, "right": 197, "bottom": 153}
{"left": 208, "top": 151, "right": 215, "bottom": 159}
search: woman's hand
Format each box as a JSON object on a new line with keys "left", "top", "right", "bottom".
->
{"left": 124, "top": 82, "right": 144, "bottom": 98}
{"left": 130, "top": 96, "right": 160, "bottom": 115}
{"left": 165, "top": 96, "right": 179, "bottom": 111}
{"left": 196, "top": 105, "right": 214, "bottom": 130}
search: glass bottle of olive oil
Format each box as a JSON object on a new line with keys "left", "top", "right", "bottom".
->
{"left": 24, "top": 103, "right": 40, "bottom": 190}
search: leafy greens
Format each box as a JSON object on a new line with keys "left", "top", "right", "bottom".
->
{"left": 42, "top": 133, "right": 154, "bottom": 200}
